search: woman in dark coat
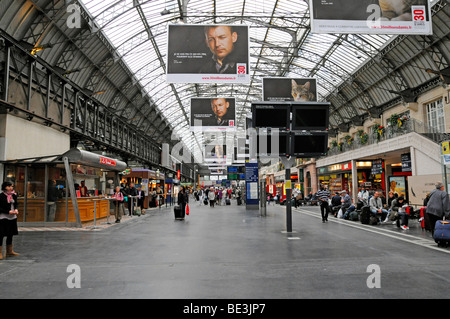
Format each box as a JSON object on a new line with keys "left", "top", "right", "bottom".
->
{"left": 0, "top": 181, "right": 20, "bottom": 259}
{"left": 177, "top": 186, "right": 188, "bottom": 220}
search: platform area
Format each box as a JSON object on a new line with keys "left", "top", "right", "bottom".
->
{"left": 0, "top": 199, "right": 449, "bottom": 300}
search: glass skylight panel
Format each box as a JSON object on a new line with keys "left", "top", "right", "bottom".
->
{"left": 79, "top": 0, "right": 397, "bottom": 163}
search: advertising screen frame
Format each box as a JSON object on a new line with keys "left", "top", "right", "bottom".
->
{"left": 190, "top": 97, "right": 236, "bottom": 131}
{"left": 167, "top": 24, "right": 251, "bottom": 84}
{"left": 309, "top": 0, "right": 433, "bottom": 35}
{"left": 262, "top": 77, "right": 318, "bottom": 102}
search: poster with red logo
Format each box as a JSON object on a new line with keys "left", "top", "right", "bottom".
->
{"left": 190, "top": 97, "right": 236, "bottom": 131}
{"left": 167, "top": 24, "right": 250, "bottom": 84}
{"left": 310, "top": 0, "right": 432, "bottom": 35}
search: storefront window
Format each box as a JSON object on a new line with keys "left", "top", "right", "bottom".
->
{"left": 25, "top": 166, "right": 46, "bottom": 222}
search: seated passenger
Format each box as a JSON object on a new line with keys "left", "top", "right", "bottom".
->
{"left": 369, "top": 191, "right": 388, "bottom": 222}
{"left": 330, "top": 192, "right": 342, "bottom": 217}
{"left": 390, "top": 196, "right": 409, "bottom": 230}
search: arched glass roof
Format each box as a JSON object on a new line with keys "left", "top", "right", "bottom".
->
{"left": 77, "top": 0, "right": 428, "bottom": 162}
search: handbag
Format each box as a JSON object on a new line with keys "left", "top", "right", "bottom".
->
{"left": 186, "top": 204, "right": 190, "bottom": 215}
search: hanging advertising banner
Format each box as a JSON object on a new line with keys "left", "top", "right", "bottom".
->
{"left": 309, "top": 0, "right": 433, "bottom": 35}
{"left": 167, "top": 24, "right": 250, "bottom": 84}
{"left": 262, "top": 77, "right": 317, "bottom": 102}
{"left": 190, "top": 98, "right": 236, "bottom": 131}
{"left": 204, "top": 144, "right": 227, "bottom": 163}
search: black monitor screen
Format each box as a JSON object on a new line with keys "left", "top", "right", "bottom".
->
{"left": 292, "top": 133, "right": 327, "bottom": 156}
{"left": 257, "top": 133, "right": 289, "bottom": 156}
{"left": 252, "top": 103, "right": 290, "bottom": 129}
{"left": 292, "top": 103, "right": 329, "bottom": 130}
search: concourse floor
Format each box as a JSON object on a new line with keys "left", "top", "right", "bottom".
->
{"left": 0, "top": 199, "right": 449, "bottom": 299}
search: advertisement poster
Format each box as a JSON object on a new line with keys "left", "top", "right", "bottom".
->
{"left": 389, "top": 176, "right": 407, "bottom": 198}
{"left": 263, "top": 77, "right": 317, "bottom": 102}
{"left": 310, "top": 0, "right": 432, "bottom": 35}
{"left": 236, "top": 138, "right": 249, "bottom": 159}
{"left": 190, "top": 98, "right": 236, "bottom": 131}
{"left": 407, "top": 174, "right": 441, "bottom": 206}
{"left": 167, "top": 24, "right": 250, "bottom": 83}
{"left": 204, "top": 144, "right": 227, "bottom": 163}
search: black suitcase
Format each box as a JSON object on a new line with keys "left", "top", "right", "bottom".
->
{"left": 237, "top": 198, "right": 242, "bottom": 205}
{"left": 360, "top": 206, "right": 370, "bottom": 224}
{"left": 203, "top": 198, "right": 208, "bottom": 205}
{"left": 174, "top": 205, "right": 183, "bottom": 219}
{"left": 226, "top": 199, "right": 231, "bottom": 205}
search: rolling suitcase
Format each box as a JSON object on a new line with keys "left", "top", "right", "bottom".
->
{"left": 203, "top": 198, "right": 208, "bottom": 205}
{"left": 360, "top": 206, "right": 370, "bottom": 225}
{"left": 174, "top": 205, "right": 183, "bottom": 219}
{"left": 237, "top": 198, "right": 242, "bottom": 205}
{"left": 226, "top": 199, "right": 231, "bottom": 205}
{"left": 434, "top": 219, "right": 450, "bottom": 246}
{"left": 420, "top": 207, "right": 431, "bottom": 231}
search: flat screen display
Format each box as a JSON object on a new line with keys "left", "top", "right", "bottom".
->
{"left": 292, "top": 103, "right": 330, "bottom": 131}
{"left": 256, "top": 132, "right": 289, "bottom": 157}
{"left": 291, "top": 132, "right": 328, "bottom": 157}
{"left": 251, "top": 102, "right": 290, "bottom": 130}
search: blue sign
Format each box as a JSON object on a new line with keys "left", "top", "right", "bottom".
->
{"left": 245, "top": 163, "right": 259, "bottom": 205}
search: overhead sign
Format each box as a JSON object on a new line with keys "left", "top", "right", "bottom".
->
{"left": 263, "top": 77, "right": 317, "bottom": 102}
{"left": 99, "top": 156, "right": 117, "bottom": 167}
{"left": 166, "top": 24, "right": 250, "bottom": 84}
{"left": 310, "top": 0, "right": 433, "bottom": 35}
{"left": 442, "top": 141, "right": 450, "bottom": 165}
{"left": 190, "top": 98, "right": 236, "bottom": 131}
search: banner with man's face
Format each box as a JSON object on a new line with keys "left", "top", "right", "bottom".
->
{"left": 167, "top": 24, "right": 250, "bottom": 84}
{"left": 310, "top": 0, "right": 432, "bottom": 35}
{"left": 263, "top": 77, "right": 317, "bottom": 102}
{"left": 190, "top": 97, "right": 236, "bottom": 131}
{"left": 204, "top": 144, "right": 227, "bottom": 163}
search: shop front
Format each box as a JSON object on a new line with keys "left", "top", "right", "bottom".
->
{"left": 1, "top": 149, "right": 127, "bottom": 227}
{"left": 317, "top": 160, "right": 386, "bottom": 197}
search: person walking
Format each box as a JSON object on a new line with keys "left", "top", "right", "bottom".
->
{"left": 316, "top": 185, "right": 331, "bottom": 222}
{"left": 208, "top": 187, "right": 216, "bottom": 207}
{"left": 126, "top": 183, "right": 138, "bottom": 216}
{"left": 426, "top": 182, "right": 450, "bottom": 236}
{"left": 113, "top": 186, "right": 125, "bottom": 223}
{"left": 0, "top": 181, "right": 20, "bottom": 259}
{"left": 177, "top": 186, "right": 188, "bottom": 220}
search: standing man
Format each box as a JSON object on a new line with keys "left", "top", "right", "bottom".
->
{"left": 426, "top": 182, "right": 450, "bottom": 236}
{"left": 137, "top": 186, "right": 145, "bottom": 213}
{"left": 47, "top": 180, "right": 58, "bottom": 222}
{"left": 316, "top": 185, "right": 331, "bottom": 223}
{"left": 126, "top": 183, "right": 138, "bottom": 216}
